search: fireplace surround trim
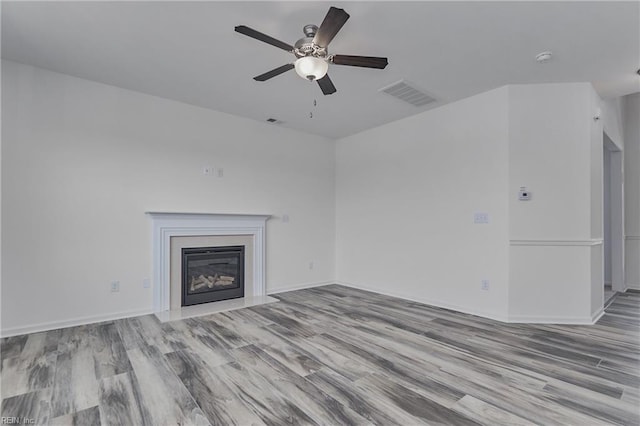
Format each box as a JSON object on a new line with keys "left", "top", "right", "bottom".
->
{"left": 147, "top": 212, "right": 270, "bottom": 312}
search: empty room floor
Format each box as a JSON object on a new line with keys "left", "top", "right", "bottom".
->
{"left": 1, "top": 285, "right": 639, "bottom": 425}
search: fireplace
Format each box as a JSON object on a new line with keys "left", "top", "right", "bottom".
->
{"left": 181, "top": 246, "right": 244, "bottom": 306}
{"left": 147, "top": 212, "right": 270, "bottom": 314}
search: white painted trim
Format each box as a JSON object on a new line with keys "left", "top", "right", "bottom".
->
{"left": 625, "top": 284, "right": 640, "bottom": 290}
{"left": 506, "top": 313, "right": 600, "bottom": 325}
{"left": 268, "top": 281, "right": 334, "bottom": 295}
{"left": 146, "top": 212, "right": 270, "bottom": 219}
{"left": 510, "top": 239, "right": 604, "bottom": 246}
{"left": 591, "top": 308, "right": 605, "bottom": 324}
{"left": 625, "top": 236, "right": 640, "bottom": 241}
{"left": 335, "top": 281, "right": 509, "bottom": 322}
{"left": 147, "top": 212, "right": 270, "bottom": 313}
{"left": 0, "top": 308, "right": 153, "bottom": 338}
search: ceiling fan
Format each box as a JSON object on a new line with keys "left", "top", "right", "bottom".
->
{"left": 235, "top": 6, "right": 388, "bottom": 95}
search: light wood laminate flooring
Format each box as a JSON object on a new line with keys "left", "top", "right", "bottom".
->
{"left": 2, "top": 285, "right": 639, "bottom": 425}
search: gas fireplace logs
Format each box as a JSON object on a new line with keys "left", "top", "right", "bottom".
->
{"left": 189, "top": 274, "right": 235, "bottom": 291}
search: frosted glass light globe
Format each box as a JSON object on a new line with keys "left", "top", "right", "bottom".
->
{"left": 294, "top": 56, "right": 328, "bottom": 81}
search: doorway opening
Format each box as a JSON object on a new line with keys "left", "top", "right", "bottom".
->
{"left": 603, "top": 132, "right": 624, "bottom": 304}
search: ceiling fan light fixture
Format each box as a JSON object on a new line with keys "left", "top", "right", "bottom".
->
{"left": 294, "top": 56, "right": 328, "bottom": 81}
{"left": 235, "top": 6, "right": 387, "bottom": 95}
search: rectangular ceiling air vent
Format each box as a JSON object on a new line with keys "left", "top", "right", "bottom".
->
{"left": 379, "top": 80, "right": 438, "bottom": 107}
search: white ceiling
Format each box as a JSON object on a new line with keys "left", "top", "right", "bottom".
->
{"left": 2, "top": 1, "right": 639, "bottom": 139}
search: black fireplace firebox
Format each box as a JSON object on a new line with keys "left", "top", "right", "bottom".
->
{"left": 181, "top": 246, "right": 244, "bottom": 306}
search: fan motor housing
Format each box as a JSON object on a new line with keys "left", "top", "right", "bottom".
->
{"left": 303, "top": 24, "right": 317, "bottom": 37}
{"left": 294, "top": 25, "right": 327, "bottom": 58}
{"left": 294, "top": 39, "right": 327, "bottom": 58}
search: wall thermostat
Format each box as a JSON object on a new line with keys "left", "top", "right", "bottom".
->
{"left": 519, "top": 187, "right": 532, "bottom": 201}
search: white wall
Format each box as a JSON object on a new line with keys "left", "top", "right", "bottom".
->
{"left": 1, "top": 60, "right": 336, "bottom": 335}
{"left": 601, "top": 97, "right": 625, "bottom": 149}
{"left": 335, "top": 83, "right": 612, "bottom": 323}
{"left": 335, "top": 87, "right": 510, "bottom": 320}
{"left": 624, "top": 93, "right": 640, "bottom": 290}
{"left": 589, "top": 89, "right": 605, "bottom": 315}
{"left": 507, "top": 83, "right": 603, "bottom": 322}
{"left": 508, "top": 84, "right": 593, "bottom": 239}
{"left": 4, "top": 59, "right": 627, "bottom": 334}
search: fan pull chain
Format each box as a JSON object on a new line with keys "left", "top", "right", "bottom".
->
{"left": 309, "top": 99, "right": 317, "bottom": 119}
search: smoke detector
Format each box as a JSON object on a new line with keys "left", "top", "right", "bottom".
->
{"left": 535, "top": 51, "right": 553, "bottom": 63}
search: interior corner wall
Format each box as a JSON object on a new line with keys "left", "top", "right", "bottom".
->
{"left": 507, "top": 83, "right": 601, "bottom": 323}
{"left": 589, "top": 88, "right": 605, "bottom": 316}
{"left": 335, "top": 87, "right": 510, "bottom": 321}
{"left": 624, "top": 92, "right": 640, "bottom": 290}
{"left": 1, "top": 60, "right": 336, "bottom": 336}
{"left": 600, "top": 97, "right": 625, "bottom": 149}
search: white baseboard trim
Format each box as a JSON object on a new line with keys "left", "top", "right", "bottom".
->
{"left": 510, "top": 239, "right": 603, "bottom": 246}
{"left": 334, "top": 281, "right": 606, "bottom": 325}
{"left": 268, "top": 280, "right": 334, "bottom": 295}
{"left": 507, "top": 311, "right": 602, "bottom": 325}
{"left": 334, "top": 281, "right": 509, "bottom": 323}
{"left": 3, "top": 278, "right": 615, "bottom": 337}
{"left": 624, "top": 284, "right": 640, "bottom": 291}
{"left": 0, "top": 308, "right": 153, "bottom": 338}
{"left": 591, "top": 307, "right": 605, "bottom": 323}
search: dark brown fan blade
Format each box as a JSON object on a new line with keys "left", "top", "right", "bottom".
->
{"left": 317, "top": 74, "right": 337, "bottom": 95}
{"left": 332, "top": 55, "right": 388, "bottom": 69}
{"left": 312, "top": 7, "right": 350, "bottom": 48}
{"left": 235, "top": 25, "right": 294, "bottom": 52}
{"left": 254, "top": 64, "right": 295, "bottom": 81}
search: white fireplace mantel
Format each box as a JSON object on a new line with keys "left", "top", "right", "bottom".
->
{"left": 147, "top": 212, "right": 270, "bottom": 313}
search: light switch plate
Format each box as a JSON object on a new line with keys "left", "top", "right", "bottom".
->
{"left": 474, "top": 212, "right": 489, "bottom": 224}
